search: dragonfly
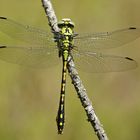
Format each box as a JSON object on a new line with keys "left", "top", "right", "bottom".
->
{"left": 0, "top": 16, "right": 139, "bottom": 134}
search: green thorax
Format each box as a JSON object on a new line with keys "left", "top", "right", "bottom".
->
{"left": 57, "top": 18, "right": 74, "bottom": 60}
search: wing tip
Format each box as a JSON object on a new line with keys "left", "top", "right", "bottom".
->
{"left": 0, "top": 17, "right": 7, "bottom": 20}
{"left": 125, "top": 57, "right": 135, "bottom": 61}
{"left": 0, "top": 46, "right": 7, "bottom": 48}
{"left": 129, "top": 27, "right": 136, "bottom": 30}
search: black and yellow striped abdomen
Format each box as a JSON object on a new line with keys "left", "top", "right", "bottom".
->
{"left": 56, "top": 51, "right": 68, "bottom": 134}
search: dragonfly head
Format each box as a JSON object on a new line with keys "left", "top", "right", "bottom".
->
{"left": 58, "top": 18, "right": 75, "bottom": 28}
{"left": 58, "top": 18, "right": 75, "bottom": 36}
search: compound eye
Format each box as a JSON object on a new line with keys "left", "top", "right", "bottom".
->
{"left": 67, "top": 23, "right": 74, "bottom": 28}
{"left": 58, "top": 23, "right": 65, "bottom": 28}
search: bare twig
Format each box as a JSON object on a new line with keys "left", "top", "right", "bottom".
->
{"left": 67, "top": 59, "right": 109, "bottom": 140}
{"left": 41, "top": 0, "right": 109, "bottom": 139}
{"left": 41, "top": 0, "right": 59, "bottom": 32}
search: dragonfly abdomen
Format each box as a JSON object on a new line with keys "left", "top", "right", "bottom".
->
{"left": 56, "top": 51, "right": 68, "bottom": 134}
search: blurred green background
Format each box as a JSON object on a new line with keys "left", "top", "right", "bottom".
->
{"left": 0, "top": 0, "right": 140, "bottom": 140}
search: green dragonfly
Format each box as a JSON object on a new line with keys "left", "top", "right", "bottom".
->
{"left": 0, "top": 17, "right": 139, "bottom": 134}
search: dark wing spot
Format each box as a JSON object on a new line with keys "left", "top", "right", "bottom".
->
{"left": 125, "top": 57, "right": 134, "bottom": 61}
{"left": 0, "top": 46, "right": 6, "bottom": 48}
{"left": 129, "top": 27, "right": 136, "bottom": 30}
{"left": 0, "top": 17, "right": 7, "bottom": 20}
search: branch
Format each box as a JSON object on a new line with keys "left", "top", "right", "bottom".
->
{"left": 41, "top": 0, "right": 59, "bottom": 32}
{"left": 41, "top": 0, "right": 109, "bottom": 139}
{"left": 67, "top": 58, "right": 109, "bottom": 140}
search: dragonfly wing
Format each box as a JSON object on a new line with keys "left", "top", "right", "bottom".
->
{"left": 0, "top": 17, "right": 55, "bottom": 47}
{"left": 0, "top": 45, "right": 60, "bottom": 68}
{"left": 74, "top": 27, "right": 140, "bottom": 51}
{"left": 72, "top": 51, "right": 137, "bottom": 73}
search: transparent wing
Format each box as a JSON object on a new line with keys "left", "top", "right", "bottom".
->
{"left": 74, "top": 27, "right": 140, "bottom": 51}
{"left": 0, "top": 17, "right": 59, "bottom": 68}
{"left": 0, "top": 46, "right": 60, "bottom": 68}
{"left": 72, "top": 51, "right": 137, "bottom": 73}
{"left": 0, "top": 17, "right": 55, "bottom": 47}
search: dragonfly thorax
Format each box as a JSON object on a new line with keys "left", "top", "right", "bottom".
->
{"left": 57, "top": 18, "right": 75, "bottom": 53}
